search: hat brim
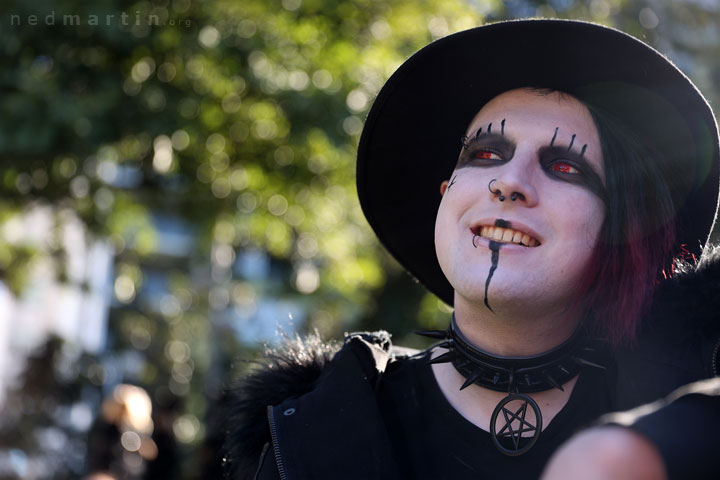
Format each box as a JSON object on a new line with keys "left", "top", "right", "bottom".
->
{"left": 357, "top": 19, "right": 720, "bottom": 305}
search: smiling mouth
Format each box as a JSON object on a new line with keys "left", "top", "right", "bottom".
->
{"left": 471, "top": 225, "right": 540, "bottom": 247}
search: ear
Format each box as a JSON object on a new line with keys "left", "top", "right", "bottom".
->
{"left": 440, "top": 180, "right": 449, "bottom": 196}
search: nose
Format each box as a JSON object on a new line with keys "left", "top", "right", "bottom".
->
{"left": 487, "top": 157, "right": 539, "bottom": 207}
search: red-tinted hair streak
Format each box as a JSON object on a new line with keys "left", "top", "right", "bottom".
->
{"left": 576, "top": 101, "right": 677, "bottom": 346}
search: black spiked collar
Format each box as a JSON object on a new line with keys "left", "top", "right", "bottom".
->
{"left": 416, "top": 315, "right": 606, "bottom": 393}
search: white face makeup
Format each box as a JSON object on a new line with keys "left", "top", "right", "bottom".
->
{"left": 434, "top": 88, "right": 606, "bottom": 317}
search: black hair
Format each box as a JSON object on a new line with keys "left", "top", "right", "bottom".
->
{"left": 577, "top": 100, "right": 677, "bottom": 345}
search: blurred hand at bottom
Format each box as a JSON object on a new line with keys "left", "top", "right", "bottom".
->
{"left": 540, "top": 426, "right": 667, "bottom": 480}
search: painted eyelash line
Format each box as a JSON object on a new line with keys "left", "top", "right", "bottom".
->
{"left": 550, "top": 127, "right": 588, "bottom": 157}
{"left": 476, "top": 119, "right": 506, "bottom": 139}
{"left": 460, "top": 119, "right": 509, "bottom": 149}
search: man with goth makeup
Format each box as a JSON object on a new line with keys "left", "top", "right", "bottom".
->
{"left": 222, "top": 19, "right": 720, "bottom": 480}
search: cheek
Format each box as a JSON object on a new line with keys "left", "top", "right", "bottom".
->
{"left": 584, "top": 197, "right": 606, "bottom": 242}
{"left": 434, "top": 198, "right": 452, "bottom": 253}
{"left": 563, "top": 196, "right": 606, "bottom": 257}
{"left": 434, "top": 181, "right": 471, "bottom": 265}
{"left": 434, "top": 200, "right": 458, "bottom": 279}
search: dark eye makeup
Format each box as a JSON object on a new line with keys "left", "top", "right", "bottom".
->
{"left": 455, "top": 126, "right": 607, "bottom": 203}
{"left": 458, "top": 133, "right": 516, "bottom": 167}
{"left": 538, "top": 146, "right": 606, "bottom": 201}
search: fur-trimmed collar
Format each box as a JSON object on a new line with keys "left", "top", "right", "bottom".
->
{"left": 221, "top": 334, "right": 341, "bottom": 479}
{"left": 651, "top": 244, "right": 720, "bottom": 331}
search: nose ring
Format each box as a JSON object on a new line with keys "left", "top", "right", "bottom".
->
{"left": 488, "top": 179, "right": 504, "bottom": 201}
{"left": 488, "top": 179, "right": 520, "bottom": 202}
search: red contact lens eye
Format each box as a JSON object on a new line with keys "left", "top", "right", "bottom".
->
{"left": 552, "top": 163, "right": 576, "bottom": 174}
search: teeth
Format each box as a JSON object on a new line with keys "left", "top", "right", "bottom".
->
{"left": 476, "top": 226, "right": 540, "bottom": 247}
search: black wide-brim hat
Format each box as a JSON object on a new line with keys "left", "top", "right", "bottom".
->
{"left": 357, "top": 18, "right": 720, "bottom": 306}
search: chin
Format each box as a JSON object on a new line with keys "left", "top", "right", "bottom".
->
{"left": 452, "top": 278, "right": 503, "bottom": 306}
{"left": 454, "top": 275, "right": 544, "bottom": 310}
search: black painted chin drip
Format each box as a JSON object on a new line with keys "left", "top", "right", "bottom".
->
{"left": 484, "top": 219, "right": 510, "bottom": 312}
{"left": 484, "top": 241, "right": 501, "bottom": 312}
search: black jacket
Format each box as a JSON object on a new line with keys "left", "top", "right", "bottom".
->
{"left": 222, "top": 247, "right": 720, "bottom": 479}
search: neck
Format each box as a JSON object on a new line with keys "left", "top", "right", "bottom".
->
{"left": 452, "top": 294, "right": 582, "bottom": 356}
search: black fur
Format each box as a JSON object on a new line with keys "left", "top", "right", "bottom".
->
{"left": 221, "top": 333, "right": 340, "bottom": 480}
{"left": 649, "top": 244, "right": 720, "bottom": 332}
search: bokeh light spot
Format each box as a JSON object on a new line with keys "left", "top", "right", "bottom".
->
{"left": 199, "top": 25, "right": 221, "bottom": 48}
{"left": 121, "top": 431, "right": 142, "bottom": 452}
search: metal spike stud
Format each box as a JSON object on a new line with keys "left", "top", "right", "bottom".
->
{"left": 493, "top": 373, "right": 500, "bottom": 385}
{"left": 572, "top": 356, "right": 606, "bottom": 370}
{"left": 427, "top": 350, "right": 459, "bottom": 365}
{"left": 414, "top": 330, "right": 450, "bottom": 340}
{"left": 542, "top": 371, "right": 564, "bottom": 392}
{"left": 459, "top": 369, "right": 484, "bottom": 391}
{"left": 558, "top": 365, "right": 570, "bottom": 375}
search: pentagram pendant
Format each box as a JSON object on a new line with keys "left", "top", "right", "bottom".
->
{"left": 490, "top": 393, "right": 542, "bottom": 456}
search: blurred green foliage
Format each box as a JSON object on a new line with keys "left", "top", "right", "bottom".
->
{"left": 0, "top": 0, "right": 719, "bottom": 478}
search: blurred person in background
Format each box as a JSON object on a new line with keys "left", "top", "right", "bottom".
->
{"left": 85, "top": 384, "right": 158, "bottom": 480}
